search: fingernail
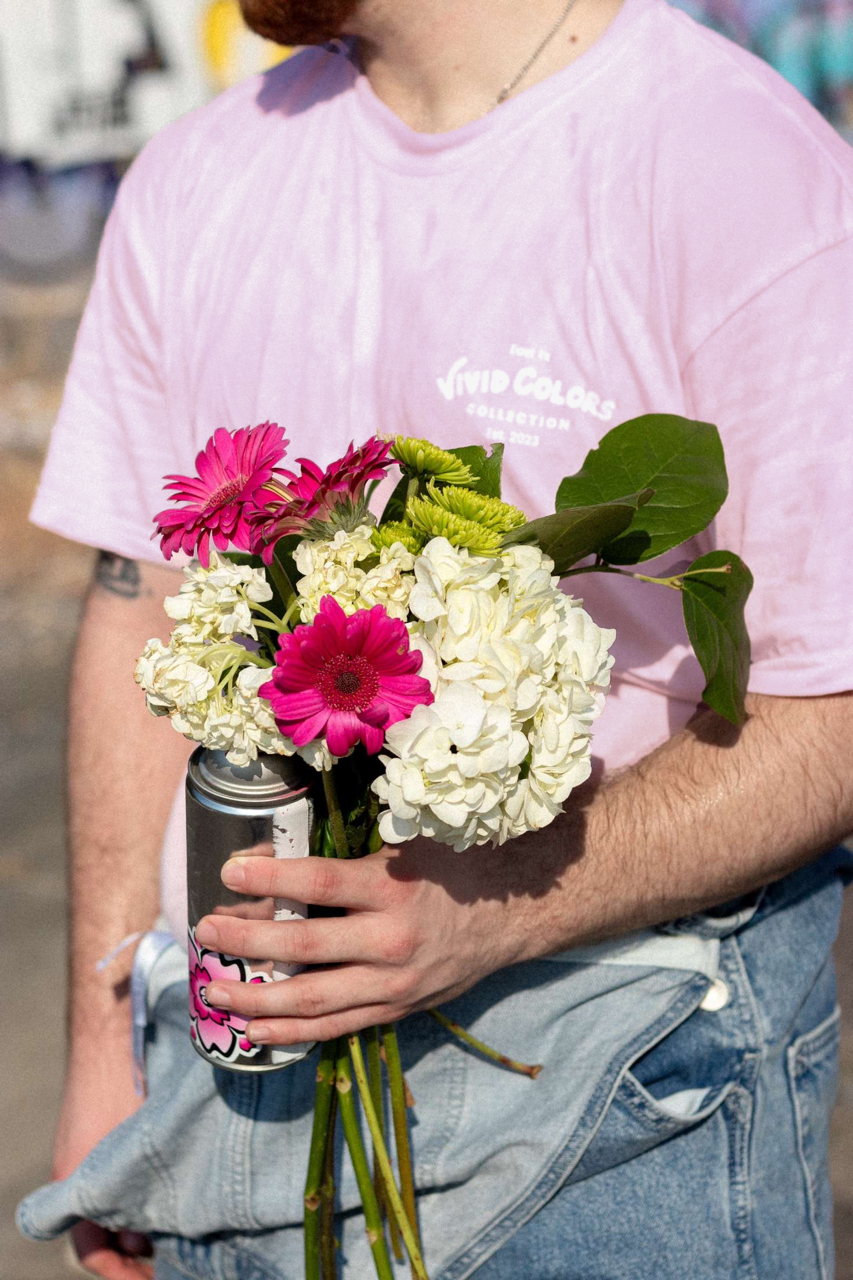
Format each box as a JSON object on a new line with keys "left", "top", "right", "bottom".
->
{"left": 248, "top": 1024, "right": 271, "bottom": 1043}
{"left": 205, "top": 984, "right": 231, "bottom": 1008}
{"left": 222, "top": 859, "right": 247, "bottom": 889}
{"left": 195, "top": 919, "right": 218, "bottom": 946}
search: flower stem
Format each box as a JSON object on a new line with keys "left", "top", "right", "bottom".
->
{"left": 336, "top": 1044, "right": 395, "bottom": 1280}
{"left": 251, "top": 601, "right": 290, "bottom": 628}
{"left": 381, "top": 1024, "right": 422, "bottom": 1275}
{"left": 281, "top": 597, "right": 303, "bottom": 630}
{"left": 562, "top": 562, "right": 732, "bottom": 591}
{"left": 367, "top": 1025, "right": 403, "bottom": 1261}
{"left": 671, "top": 564, "right": 732, "bottom": 579}
{"left": 319, "top": 1086, "right": 339, "bottom": 1280}
{"left": 322, "top": 768, "right": 351, "bottom": 859}
{"left": 427, "top": 1009, "right": 543, "bottom": 1078}
{"left": 304, "top": 1040, "right": 340, "bottom": 1280}
{"left": 348, "top": 1035, "right": 429, "bottom": 1280}
{"left": 268, "top": 551, "right": 297, "bottom": 611}
{"left": 404, "top": 476, "right": 420, "bottom": 517}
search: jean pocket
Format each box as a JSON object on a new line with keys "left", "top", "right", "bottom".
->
{"left": 571, "top": 1009, "right": 746, "bottom": 1189}
{"left": 617, "top": 1059, "right": 734, "bottom": 1132}
{"left": 787, "top": 1005, "right": 841, "bottom": 1280}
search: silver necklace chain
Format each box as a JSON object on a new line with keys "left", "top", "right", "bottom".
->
{"left": 493, "top": 0, "right": 581, "bottom": 109}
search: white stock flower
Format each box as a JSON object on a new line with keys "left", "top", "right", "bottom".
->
{"left": 373, "top": 684, "right": 528, "bottom": 851}
{"left": 136, "top": 626, "right": 295, "bottom": 767}
{"left": 134, "top": 639, "right": 175, "bottom": 715}
{"left": 163, "top": 551, "right": 273, "bottom": 642}
{"left": 161, "top": 663, "right": 296, "bottom": 767}
{"left": 134, "top": 637, "right": 215, "bottom": 716}
{"left": 197, "top": 666, "right": 296, "bottom": 767}
{"left": 295, "top": 526, "right": 415, "bottom": 622}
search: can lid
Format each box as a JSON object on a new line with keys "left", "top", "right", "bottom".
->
{"left": 188, "top": 748, "right": 313, "bottom": 807}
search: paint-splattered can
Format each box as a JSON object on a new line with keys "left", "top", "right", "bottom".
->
{"left": 186, "top": 747, "right": 317, "bottom": 1072}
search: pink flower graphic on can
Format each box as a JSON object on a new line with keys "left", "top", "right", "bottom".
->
{"left": 188, "top": 926, "right": 271, "bottom": 1063}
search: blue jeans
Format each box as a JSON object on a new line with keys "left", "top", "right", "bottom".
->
{"left": 19, "top": 850, "right": 850, "bottom": 1279}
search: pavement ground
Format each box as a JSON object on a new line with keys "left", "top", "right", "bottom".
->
{"left": 1, "top": 369, "right": 852, "bottom": 1280}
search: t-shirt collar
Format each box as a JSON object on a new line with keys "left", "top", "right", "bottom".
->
{"left": 345, "top": 0, "right": 658, "bottom": 172}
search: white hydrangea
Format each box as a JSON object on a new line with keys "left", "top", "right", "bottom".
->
{"left": 408, "top": 538, "right": 615, "bottom": 729}
{"left": 500, "top": 688, "right": 597, "bottom": 841}
{"left": 359, "top": 547, "right": 418, "bottom": 617}
{"left": 373, "top": 537, "right": 616, "bottom": 849}
{"left": 163, "top": 552, "right": 274, "bottom": 642}
{"left": 295, "top": 739, "right": 337, "bottom": 773}
{"left": 373, "top": 684, "right": 528, "bottom": 852}
{"left": 295, "top": 526, "right": 415, "bottom": 622}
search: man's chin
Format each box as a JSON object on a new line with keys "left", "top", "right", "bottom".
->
{"left": 239, "top": 0, "right": 361, "bottom": 46}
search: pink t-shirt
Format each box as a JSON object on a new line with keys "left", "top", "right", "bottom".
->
{"left": 32, "top": 0, "right": 853, "bottom": 940}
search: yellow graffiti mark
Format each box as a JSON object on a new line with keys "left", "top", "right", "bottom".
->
{"left": 202, "top": 1, "right": 293, "bottom": 90}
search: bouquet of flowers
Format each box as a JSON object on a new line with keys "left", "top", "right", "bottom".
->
{"left": 136, "top": 416, "right": 752, "bottom": 1279}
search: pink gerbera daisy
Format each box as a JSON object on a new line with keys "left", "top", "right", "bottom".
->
{"left": 259, "top": 596, "right": 433, "bottom": 757}
{"left": 153, "top": 421, "right": 288, "bottom": 567}
{"left": 251, "top": 436, "right": 393, "bottom": 563}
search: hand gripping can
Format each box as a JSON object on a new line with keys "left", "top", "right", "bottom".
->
{"left": 186, "top": 747, "right": 317, "bottom": 1072}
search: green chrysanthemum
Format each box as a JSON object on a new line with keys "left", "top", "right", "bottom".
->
{"left": 407, "top": 496, "right": 503, "bottom": 555}
{"left": 390, "top": 436, "right": 474, "bottom": 486}
{"left": 371, "top": 522, "right": 426, "bottom": 555}
{"left": 425, "top": 479, "right": 526, "bottom": 533}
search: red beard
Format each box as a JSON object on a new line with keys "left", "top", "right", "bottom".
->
{"left": 238, "top": 0, "right": 361, "bottom": 46}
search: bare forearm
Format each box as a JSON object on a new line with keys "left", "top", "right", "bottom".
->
{"left": 66, "top": 554, "right": 190, "bottom": 1055}
{"left": 512, "top": 690, "right": 853, "bottom": 959}
{"left": 188, "top": 690, "right": 853, "bottom": 1045}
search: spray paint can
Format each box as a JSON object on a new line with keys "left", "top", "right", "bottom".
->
{"left": 186, "top": 747, "right": 317, "bottom": 1072}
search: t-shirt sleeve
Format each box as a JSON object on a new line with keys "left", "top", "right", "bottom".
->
{"left": 29, "top": 135, "right": 186, "bottom": 563}
{"left": 682, "top": 234, "right": 853, "bottom": 696}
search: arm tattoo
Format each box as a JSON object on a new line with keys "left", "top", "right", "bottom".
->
{"left": 95, "top": 550, "right": 141, "bottom": 598}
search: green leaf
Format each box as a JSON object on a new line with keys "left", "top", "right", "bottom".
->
{"left": 502, "top": 489, "right": 654, "bottom": 576}
{"left": 448, "top": 444, "right": 486, "bottom": 472}
{"left": 345, "top": 800, "right": 371, "bottom": 857}
{"left": 364, "top": 476, "right": 384, "bottom": 506}
{"left": 448, "top": 443, "right": 504, "bottom": 497}
{"left": 222, "top": 551, "right": 265, "bottom": 570}
{"left": 555, "top": 414, "right": 728, "bottom": 564}
{"left": 681, "top": 550, "right": 753, "bottom": 725}
{"left": 475, "top": 442, "right": 504, "bottom": 498}
{"left": 265, "top": 535, "right": 301, "bottom": 616}
{"left": 380, "top": 473, "right": 411, "bottom": 524}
